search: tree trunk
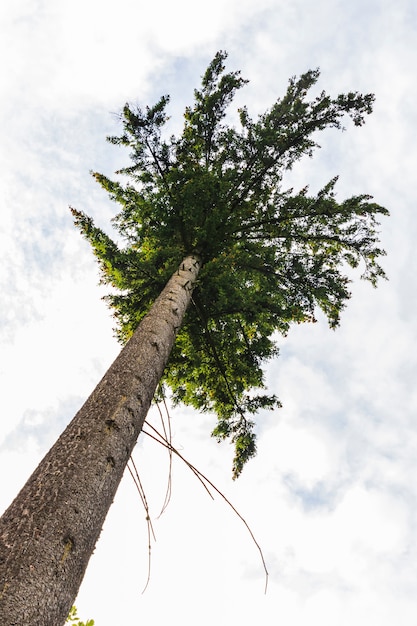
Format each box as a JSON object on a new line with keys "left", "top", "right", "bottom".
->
{"left": 0, "top": 254, "right": 201, "bottom": 626}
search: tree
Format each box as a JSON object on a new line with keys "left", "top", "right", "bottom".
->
{"left": 0, "top": 51, "right": 388, "bottom": 625}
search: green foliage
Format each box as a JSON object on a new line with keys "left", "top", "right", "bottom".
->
{"left": 72, "top": 51, "right": 388, "bottom": 478}
{"left": 66, "top": 605, "right": 94, "bottom": 626}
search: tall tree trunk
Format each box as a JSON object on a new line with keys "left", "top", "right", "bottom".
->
{"left": 0, "top": 254, "right": 201, "bottom": 626}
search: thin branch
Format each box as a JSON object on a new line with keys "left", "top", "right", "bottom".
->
{"left": 127, "top": 458, "right": 156, "bottom": 593}
{"left": 144, "top": 137, "right": 171, "bottom": 193}
{"left": 191, "top": 294, "right": 249, "bottom": 425}
{"left": 155, "top": 397, "right": 174, "bottom": 517}
{"left": 143, "top": 422, "right": 214, "bottom": 500}
{"left": 142, "top": 420, "right": 269, "bottom": 593}
{"left": 144, "top": 137, "right": 190, "bottom": 250}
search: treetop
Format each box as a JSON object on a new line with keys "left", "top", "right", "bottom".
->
{"left": 71, "top": 51, "right": 388, "bottom": 477}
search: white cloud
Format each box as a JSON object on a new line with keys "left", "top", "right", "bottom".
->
{"left": 1, "top": 0, "right": 277, "bottom": 114}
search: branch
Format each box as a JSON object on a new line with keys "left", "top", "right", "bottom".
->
{"left": 127, "top": 457, "right": 156, "bottom": 593}
{"left": 142, "top": 419, "right": 269, "bottom": 592}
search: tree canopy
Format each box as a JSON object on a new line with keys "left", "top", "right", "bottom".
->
{"left": 72, "top": 51, "right": 388, "bottom": 478}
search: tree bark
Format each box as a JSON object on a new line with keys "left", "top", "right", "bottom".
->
{"left": 0, "top": 254, "right": 201, "bottom": 626}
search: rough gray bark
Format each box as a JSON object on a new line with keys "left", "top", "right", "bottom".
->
{"left": 0, "top": 254, "right": 201, "bottom": 626}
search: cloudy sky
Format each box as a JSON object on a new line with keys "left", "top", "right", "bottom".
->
{"left": 1, "top": 0, "right": 417, "bottom": 623}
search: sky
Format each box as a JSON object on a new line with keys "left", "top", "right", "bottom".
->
{"left": 1, "top": 0, "right": 417, "bottom": 623}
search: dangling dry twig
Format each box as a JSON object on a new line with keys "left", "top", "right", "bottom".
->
{"left": 142, "top": 415, "right": 269, "bottom": 593}
{"left": 127, "top": 457, "right": 156, "bottom": 593}
{"left": 155, "top": 396, "right": 174, "bottom": 517}
{"left": 128, "top": 399, "right": 268, "bottom": 594}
